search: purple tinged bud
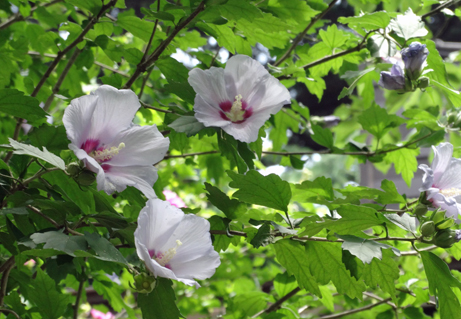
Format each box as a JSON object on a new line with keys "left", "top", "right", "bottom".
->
{"left": 401, "top": 42, "right": 429, "bottom": 80}
{"left": 378, "top": 64, "right": 406, "bottom": 91}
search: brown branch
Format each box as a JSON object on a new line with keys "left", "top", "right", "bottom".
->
{"left": 27, "top": 205, "right": 61, "bottom": 228}
{"left": 274, "top": 0, "right": 339, "bottom": 66}
{"left": 252, "top": 287, "right": 301, "bottom": 317}
{"left": 140, "top": 0, "right": 161, "bottom": 65}
{"left": 319, "top": 297, "right": 392, "bottom": 319}
{"left": 140, "top": 101, "right": 174, "bottom": 113}
{"left": 400, "top": 245, "right": 438, "bottom": 256}
{"left": 421, "top": 0, "right": 461, "bottom": 19}
{"left": 0, "top": 309, "right": 21, "bottom": 319}
{"left": 123, "top": 1, "right": 206, "bottom": 89}
{"left": 0, "top": 257, "right": 15, "bottom": 306}
{"left": 0, "top": 0, "right": 63, "bottom": 30}
{"left": 164, "top": 150, "right": 219, "bottom": 159}
{"left": 210, "top": 230, "right": 248, "bottom": 237}
{"left": 73, "top": 278, "right": 85, "bottom": 319}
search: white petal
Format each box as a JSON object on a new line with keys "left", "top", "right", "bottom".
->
{"left": 418, "top": 164, "right": 434, "bottom": 191}
{"left": 188, "top": 67, "right": 230, "bottom": 107}
{"left": 63, "top": 94, "right": 98, "bottom": 147}
{"left": 254, "top": 75, "right": 291, "bottom": 112}
{"left": 429, "top": 191, "right": 461, "bottom": 220}
{"left": 194, "top": 95, "right": 232, "bottom": 128}
{"left": 432, "top": 143, "right": 453, "bottom": 185}
{"left": 135, "top": 239, "right": 178, "bottom": 280}
{"left": 103, "top": 165, "right": 158, "bottom": 198}
{"left": 222, "top": 111, "right": 270, "bottom": 143}
{"left": 107, "top": 125, "right": 169, "bottom": 167}
{"left": 134, "top": 199, "right": 184, "bottom": 251}
{"left": 88, "top": 85, "right": 141, "bottom": 143}
{"left": 224, "top": 55, "right": 269, "bottom": 101}
{"left": 436, "top": 158, "right": 461, "bottom": 189}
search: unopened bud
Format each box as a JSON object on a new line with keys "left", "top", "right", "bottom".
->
{"left": 419, "top": 192, "right": 432, "bottom": 206}
{"left": 132, "top": 273, "right": 157, "bottom": 293}
{"left": 436, "top": 218, "right": 455, "bottom": 230}
{"left": 66, "top": 163, "right": 81, "bottom": 177}
{"left": 433, "top": 229, "right": 459, "bottom": 248}
{"left": 432, "top": 210, "right": 446, "bottom": 224}
{"left": 414, "top": 204, "right": 428, "bottom": 217}
{"left": 421, "top": 221, "right": 435, "bottom": 237}
{"left": 75, "top": 170, "right": 96, "bottom": 186}
{"left": 446, "top": 110, "right": 461, "bottom": 130}
{"left": 417, "top": 77, "right": 430, "bottom": 89}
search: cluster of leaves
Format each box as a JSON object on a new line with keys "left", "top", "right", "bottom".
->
{"left": 0, "top": 0, "right": 461, "bottom": 318}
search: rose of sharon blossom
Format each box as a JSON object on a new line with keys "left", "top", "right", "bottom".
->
{"left": 188, "top": 55, "right": 291, "bottom": 143}
{"left": 419, "top": 143, "right": 461, "bottom": 221}
{"left": 134, "top": 199, "right": 220, "bottom": 288}
{"left": 401, "top": 42, "right": 429, "bottom": 80}
{"left": 163, "top": 189, "right": 187, "bottom": 208}
{"left": 63, "top": 85, "right": 169, "bottom": 198}
{"left": 378, "top": 64, "right": 406, "bottom": 91}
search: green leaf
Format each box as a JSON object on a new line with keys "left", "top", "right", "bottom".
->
{"left": 421, "top": 252, "right": 461, "bottom": 318}
{"left": 266, "top": 0, "right": 319, "bottom": 23}
{"left": 362, "top": 250, "right": 400, "bottom": 304}
{"left": 28, "top": 125, "right": 69, "bottom": 155}
{"left": 385, "top": 213, "right": 417, "bottom": 234}
{"left": 168, "top": 116, "right": 205, "bottom": 137}
{"left": 358, "top": 104, "right": 402, "bottom": 139}
{"left": 294, "top": 176, "right": 334, "bottom": 201}
{"left": 156, "top": 57, "right": 189, "bottom": 83}
{"left": 218, "top": 134, "right": 247, "bottom": 173}
{"left": 319, "top": 24, "right": 347, "bottom": 49}
{"left": 389, "top": 8, "right": 428, "bottom": 40}
{"left": 311, "top": 124, "right": 334, "bottom": 149}
{"left": 338, "top": 11, "right": 390, "bottom": 30}
{"left": 0, "top": 89, "right": 47, "bottom": 124}
{"left": 300, "top": 204, "right": 383, "bottom": 237}
{"left": 336, "top": 234, "right": 400, "bottom": 264}
{"left": 273, "top": 272, "right": 298, "bottom": 298}
{"left": 378, "top": 179, "right": 407, "bottom": 204}
{"left": 219, "top": 0, "right": 263, "bottom": 21}
{"left": 209, "top": 215, "right": 239, "bottom": 252}
{"left": 367, "top": 34, "right": 397, "bottom": 58}
{"left": 228, "top": 170, "right": 292, "bottom": 213}
{"left": 205, "top": 182, "right": 246, "bottom": 219}
{"left": 274, "top": 240, "right": 321, "bottom": 296}
{"left": 9, "top": 139, "right": 66, "bottom": 170}
{"left": 305, "top": 241, "right": 366, "bottom": 299}
{"left": 117, "top": 15, "right": 161, "bottom": 42}
{"left": 91, "top": 212, "right": 129, "bottom": 229}
{"left": 385, "top": 147, "right": 419, "bottom": 187}
{"left": 66, "top": 0, "right": 101, "bottom": 15}
{"left": 30, "top": 231, "right": 88, "bottom": 257}
{"left": 138, "top": 278, "right": 181, "bottom": 319}
{"left": 250, "top": 222, "right": 274, "bottom": 248}
{"left": 142, "top": 9, "right": 175, "bottom": 22}
{"left": 29, "top": 269, "right": 71, "bottom": 319}
{"left": 338, "top": 68, "right": 376, "bottom": 100}
{"left": 85, "top": 232, "right": 127, "bottom": 265}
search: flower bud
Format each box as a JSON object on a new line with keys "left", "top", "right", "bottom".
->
{"left": 132, "top": 273, "right": 157, "bottom": 293}
{"left": 433, "top": 229, "right": 459, "bottom": 248}
{"left": 66, "top": 163, "right": 81, "bottom": 177}
{"left": 436, "top": 218, "right": 454, "bottom": 230}
{"left": 421, "top": 221, "right": 435, "bottom": 237}
{"left": 446, "top": 110, "right": 461, "bottom": 130}
{"left": 417, "top": 77, "right": 430, "bottom": 89}
{"left": 378, "top": 64, "right": 406, "bottom": 91}
{"left": 75, "top": 170, "right": 96, "bottom": 186}
{"left": 401, "top": 42, "right": 429, "bottom": 81}
{"left": 413, "top": 203, "right": 428, "bottom": 217}
{"left": 432, "top": 210, "right": 446, "bottom": 224}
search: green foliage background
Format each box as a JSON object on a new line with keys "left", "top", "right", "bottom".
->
{"left": 0, "top": 0, "right": 461, "bottom": 318}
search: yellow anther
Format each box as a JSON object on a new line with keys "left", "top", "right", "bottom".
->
{"left": 90, "top": 143, "right": 125, "bottom": 162}
{"left": 227, "top": 94, "right": 245, "bottom": 122}
{"left": 440, "top": 187, "right": 461, "bottom": 198}
{"left": 154, "top": 240, "right": 183, "bottom": 267}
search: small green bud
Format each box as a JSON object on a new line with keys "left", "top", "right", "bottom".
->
{"left": 75, "top": 170, "right": 96, "bottom": 186}
{"left": 436, "top": 218, "right": 455, "bottom": 230}
{"left": 416, "top": 76, "right": 430, "bottom": 89}
{"left": 433, "top": 229, "right": 459, "bottom": 248}
{"left": 445, "top": 110, "right": 461, "bottom": 130}
{"left": 421, "top": 221, "right": 435, "bottom": 237}
{"left": 132, "top": 273, "right": 157, "bottom": 293}
{"left": 413, "top": 204, "right": 428, "bottom": 217}
{"left": 66, "top": 163, "right": 81, "bottom": 177}
{"left": 418, "top": 192, "right": 432, "bottom": 206}
{"left": 432, "top": 210, "right": 446, "bottom": 224}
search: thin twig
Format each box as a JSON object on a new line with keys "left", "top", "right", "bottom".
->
{"left": 0, "top": 0, "right": 63, "bottom": 30}
{"left": 400, "top": 245, "right": 437, "bottom": 256}
{"left": 43, "top": 48, "right": 82, "bottom": 112}
{"left": 421, "top": 0, "right": 461, "bottom": 19}
{"left": 274, "top": 0, "right": 339, "bottom": 66}
{"left": 22, "top": 167, "right": 61, "bottom": 186}
{"left": 0, "top": 257, "right": 15, "bottom": 306}
{"left": 252, "top": 287, "right": 301, "bottom": 317}
{"left": 123, "top": 1, "right": 206, "bottom": 89}
{"left": 140, "top": 101, "right": 174, "bottom": 113}
{"left": 0, "top": 308, "right": 21, "bottom": 319}
{"left": 319, "top": 297, "right": 392, "bottom": 319}
{"left": 140, "top": 0, "right": 161, "bottom": 65}
{"left": 27, "top": 205, "right": 61, "bottom": 228}
{"left": 209, "top": 46, "right": 221, "bottom": 68}
{"left": 73, "top": 279, "right": 85, "bottom": 319}
{"left": 164, "top": 150, "right": 219, "bottom": 159}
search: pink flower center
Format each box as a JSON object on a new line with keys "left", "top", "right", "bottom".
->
{"left": 81, "top": 139, "right": 125, "bottom": 164}
{"left": 149, "top": 240, "right": 182, "bottom": 269}
{"left": 219, "top": 95, "right": 253, "bottom": 124}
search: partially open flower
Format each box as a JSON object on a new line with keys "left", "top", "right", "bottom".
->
{"left": 401, "top": 42, "right": 429, "bottom": 81}
{"left": 419, "top": 143, "right": 461, "bottom": 221}
{"left": 378, "top": 64, "right": 406, "bottom": 91}
{"left": 188, "top": 55, "right": 291, "bottom": 143}
{"left": 63, "top": 85, "right": 169, "bottom": 198}
{"left": 134, "top": 199, "right": 220, "bottom": 288}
